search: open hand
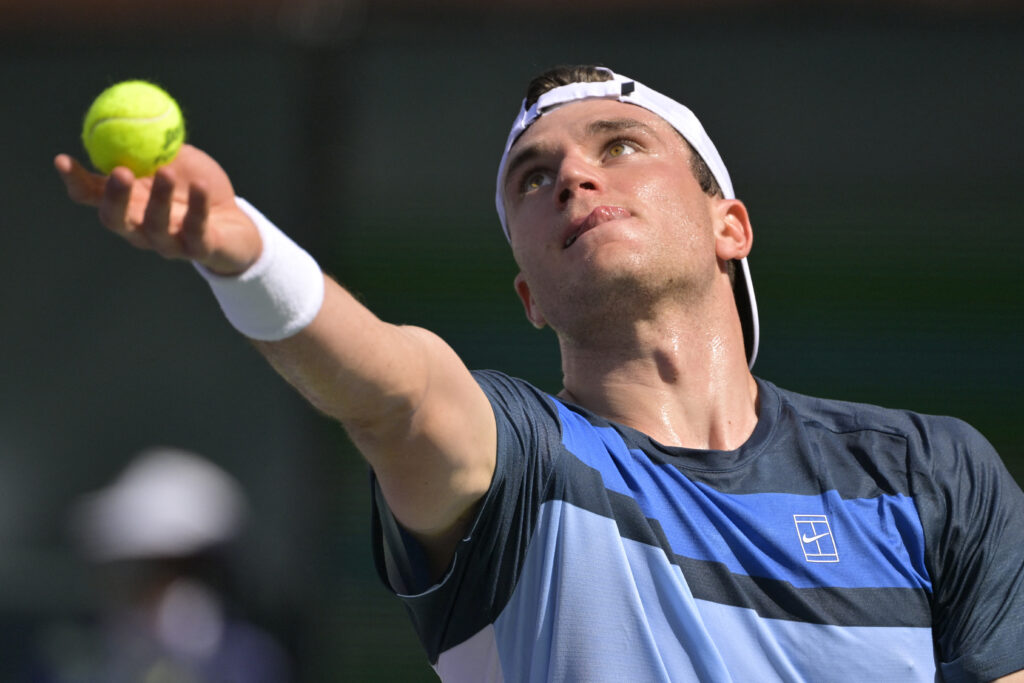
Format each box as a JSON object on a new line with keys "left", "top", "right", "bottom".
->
{"left": 55, "top": 144, "right": 262, "bottom": 276}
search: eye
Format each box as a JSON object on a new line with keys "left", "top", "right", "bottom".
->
{"left": 607, "top": 141, "right": 637, "bottom": 158}
{"left": 521, "top": 170, "right": 553, "bottom": 193}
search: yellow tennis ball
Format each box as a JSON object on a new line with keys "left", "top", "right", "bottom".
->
{"left": 81, "top": 80, "right": 185, "bottom": 177}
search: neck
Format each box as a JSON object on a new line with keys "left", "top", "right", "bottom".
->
{"left": 556, "top": 304, "right": 758, "bottom": 451}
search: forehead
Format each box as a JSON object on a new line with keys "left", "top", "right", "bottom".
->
{"left": 510, "top": 98, "right": 678, "bottom": 152}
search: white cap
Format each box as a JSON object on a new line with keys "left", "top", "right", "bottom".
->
{"left": 71, "top": 447, "right": 247, "bottom": 562}
{"left": 495, "top": 69, "right": 759, "bottom": 368}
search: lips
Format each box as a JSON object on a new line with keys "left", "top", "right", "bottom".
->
{"left": 563, "top": 206, "right": 632, "bottom": 249}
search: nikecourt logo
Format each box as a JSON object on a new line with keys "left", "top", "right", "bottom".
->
{"left": 793, "top": 514, "right": 839, "bottom": 563}
{"left": 801, "top": 531, "right": 830, "bottom": 544}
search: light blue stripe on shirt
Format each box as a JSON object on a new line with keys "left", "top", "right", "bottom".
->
{"left": 483, "top": 499, "right": 935, "bottom": 683}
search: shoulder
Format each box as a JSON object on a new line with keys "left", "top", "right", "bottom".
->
{"left": 472, "top": 369, "right": 548, "bottom": 400}
{"left": 760, "top": 378, "right": 1013, "bottom": 509}
{"left": 472, "top": 369, "right": 563, "bottom": 421}
{"left": 470, "top": 369, "right": 568, "bottom": 458}
{"left": 472, "top": 369, "right": 551, "bottom": 403}
{"left": 765, "top": 379, "right": 991, "bottom": 461}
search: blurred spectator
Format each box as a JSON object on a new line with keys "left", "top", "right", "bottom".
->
{"left": 31, "top": 447, "right": 292, "bottom": 682}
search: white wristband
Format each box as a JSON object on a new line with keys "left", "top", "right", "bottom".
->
{"left": 194, "top": 197, "right": 325, "bottom": 341}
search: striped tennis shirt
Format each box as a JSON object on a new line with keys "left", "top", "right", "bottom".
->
{"left": 372, "top": 371, "right": 1024, "bottom": 682}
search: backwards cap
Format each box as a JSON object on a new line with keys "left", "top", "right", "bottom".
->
{"left": 495, "top": 68, "right": 760, "bottom": 368}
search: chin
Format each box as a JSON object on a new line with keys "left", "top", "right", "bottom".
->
{"left": 582, "top": 243, "right": 664, "bottom": 286}
{"left": 552, "top": 268, "right": 668, "bottom": 330}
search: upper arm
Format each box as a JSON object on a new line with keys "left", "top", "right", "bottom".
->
{"left": 349, "top": 325, "right": 497, "bottom": 544}
{"left": 253, "top": 276, "right": 497, "bottom": 560}
{"left": 924, "top": 420, "right": 1024, "bottom": 681}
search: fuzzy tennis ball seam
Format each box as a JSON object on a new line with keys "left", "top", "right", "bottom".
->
{"left": 81, "top": 80, "right": 186, "bottom": 177}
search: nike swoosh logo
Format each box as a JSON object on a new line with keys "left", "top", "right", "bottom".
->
{"left": 802, "top": 531, "right": 830, "bottom": 544}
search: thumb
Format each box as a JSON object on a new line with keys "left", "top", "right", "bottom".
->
{"left": 181, "top": 184, "right": 263, "bottom": 276}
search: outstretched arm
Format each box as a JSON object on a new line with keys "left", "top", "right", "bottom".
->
{"left": 55, "top": 146, "right": 496, "bottom": 575}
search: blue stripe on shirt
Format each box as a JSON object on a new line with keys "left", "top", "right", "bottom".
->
{"left": 554, "top": 401, "right": 931, "bottom": 591}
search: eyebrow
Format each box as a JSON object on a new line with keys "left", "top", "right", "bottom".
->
{"left": 584, "top": 117, "right": 661, "bottom": 139}
{"left": 503, "top": 117, "right": 662, "bottom": 192}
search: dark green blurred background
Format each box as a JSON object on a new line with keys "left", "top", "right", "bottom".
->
{"left": 1, "top": 1, "right": 1021, "bottom": 679}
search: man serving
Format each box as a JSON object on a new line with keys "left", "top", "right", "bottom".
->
{"left": 56, "top": 65, "right": 1024, "bottom": 682}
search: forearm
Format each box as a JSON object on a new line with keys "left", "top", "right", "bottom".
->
{"left": 251, "top": 274, "right": 496, "bottom": 539}
{"left": 192, "top": 198, "right": 436, "bottom": 434}
{"left": 251, "top": 276, "right": 431, "bottom": 429}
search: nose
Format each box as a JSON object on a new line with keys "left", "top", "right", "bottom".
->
{"left": 555, "top": 154, "right": 600, "bottom": 205}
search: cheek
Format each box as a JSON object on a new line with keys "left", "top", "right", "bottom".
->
{"left": 509, "top": 203, "right": 554, "bottom": 246}
{"left": 510, "top": 235, "right": 557, "bottom": 288}
{"left": 636, "top": 177, "right": 707, "bottom": 239}
{"left": 633, "top": 166, "right": 688, "bottom": 210}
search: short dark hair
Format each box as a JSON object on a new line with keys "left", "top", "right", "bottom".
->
{"left": 524, "top": 65, "right": 723, "bottom": 199}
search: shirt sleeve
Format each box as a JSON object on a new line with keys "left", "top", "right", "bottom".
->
{"left": 920, "top": 418, "right": 1024, "bottom": 682}
{"left": 369, "top": 370, "right": 563, "bottom": 664}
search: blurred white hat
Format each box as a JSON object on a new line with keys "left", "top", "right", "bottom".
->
{"left": 71, "top": 447, "right": 247, "bottom": 562}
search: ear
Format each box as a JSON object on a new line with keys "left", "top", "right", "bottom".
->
{"left": 713, "top": 199, "right": 753, "bottom": 262}
{"left": 513, "top": 272, "right": 547, "bottom": 330}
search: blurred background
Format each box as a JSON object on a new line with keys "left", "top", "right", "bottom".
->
{"left": 1, "top": 0, "right": 1022, "bottom": 679}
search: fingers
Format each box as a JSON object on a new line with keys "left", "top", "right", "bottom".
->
{"left": 180, "top": 181, "right": 211, "bottom": 259}
{"left": 54, "top": 154, "right": 107, "bottom": 206}
{"left": 138, "top": 169, "right": 181, "bottom": 257}
{"left": 135, "top": 169, "right": 221, "bottom": 262}
{"left": 97, "top": 167, "right": 137, "bottom": 233}
{"left": 63, "top": 159, "right": 189, "bottom": 258}
{"left": 57, "top": 148, "right": 239, "bottom": 266}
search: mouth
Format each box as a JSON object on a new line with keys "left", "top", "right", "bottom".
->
{"left": 563, "top": 206, "right": 632, "bottom": 249}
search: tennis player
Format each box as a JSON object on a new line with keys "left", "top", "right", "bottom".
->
{"left": 56, "top": 65, "right": 1024, "bottom": 682}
